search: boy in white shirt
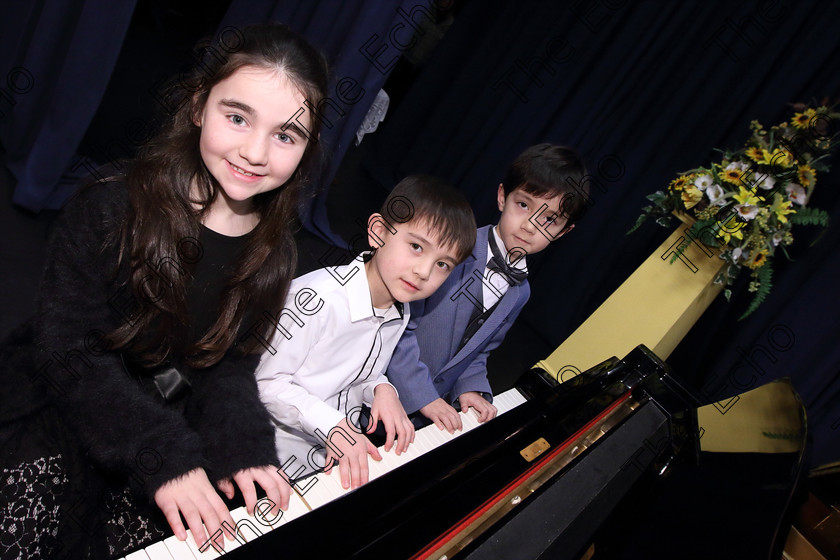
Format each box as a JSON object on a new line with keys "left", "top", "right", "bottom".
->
{"left": 256, "top": 176, "right": 476, "bottom": 490}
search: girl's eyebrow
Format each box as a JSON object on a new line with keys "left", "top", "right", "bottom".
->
{"left": 280, "top": 121, "right": 306, "bottom": 138}
{"left": 220, "top": 98, "right": 256, "bottom": 116}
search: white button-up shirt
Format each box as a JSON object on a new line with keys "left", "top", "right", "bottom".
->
{"left": 256, "top": 256, "right": 408, "bottom": 475}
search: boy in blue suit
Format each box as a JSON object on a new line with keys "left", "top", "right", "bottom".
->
{"left": 386, "top": 144, "right": 588, "bottom": 432}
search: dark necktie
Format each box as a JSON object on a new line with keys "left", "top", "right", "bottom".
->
{"left": 487, "top": 231, "right": 528, "bottom": 286}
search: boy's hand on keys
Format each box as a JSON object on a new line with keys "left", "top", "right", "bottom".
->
{"left": 420, "top": 398, "right": 463, "bottom": 433}
{"left": 217, "top": 465, "right": 291, "bottom": 516}
{"left": 325, "top": 419, "right": 382, "bottom": 490}
{"left": 154, "top": 467, "right": 236, "bottom": 550}
{"left": 458, "top": 391, "right": 497, "bottom": 423}
{"left": 368, "top": 384, "right": 415, "bottom": 455}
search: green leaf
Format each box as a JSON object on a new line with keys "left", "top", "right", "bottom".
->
{"left": 647, "top": 191, "right": 668, "bottom": 205}
{"left": 656, "top": 215, "right": 674, "bottom": 228}
{"left": 738, "top": 264, "right": 773, "bottom": 320}
{"left": 789, "top": 207, "right": 830, "bottom": 227}
{"left": 668, "top": 237, "right": 691, "bottom": 265}
{"left": 626, "top": 213, "right": 649, "bottom": 235}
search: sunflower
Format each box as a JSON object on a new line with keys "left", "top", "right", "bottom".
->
{"left": 669, "top": 175, "right": 690, "bottom": 191}
{"left": 797, "top": 164, "right": 816, "bottom": 187}
{"left": 745, "top": 146, "right": 766, "bottom": 163}
{"left": 746, "top": 249, "right": 769, "bottom": 270}
{"left": 719, "top": 167, "right": 744, "bottom": 185}
{"left": 791, "top": 108, "right": 816, "bottom": 129}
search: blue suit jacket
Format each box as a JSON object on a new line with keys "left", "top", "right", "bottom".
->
{"left": 386, "top": 226, "right": 530, "bottom": 413}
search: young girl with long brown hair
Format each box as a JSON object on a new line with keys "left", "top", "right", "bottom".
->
{"left": 0, "top": 22, "right": 328, "bottom": 559}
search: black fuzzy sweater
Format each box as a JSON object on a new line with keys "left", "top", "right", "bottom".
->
{"left": 21, "top": 180, "right": 279, "bottom": 498}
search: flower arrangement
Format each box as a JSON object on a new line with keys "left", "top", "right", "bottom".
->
{"left": 629, "top": 103, "right": 837, "bottom": 319}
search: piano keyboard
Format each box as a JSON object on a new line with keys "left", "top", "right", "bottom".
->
{"left": 118, "top": 388, "right": 527, "bottom": 560}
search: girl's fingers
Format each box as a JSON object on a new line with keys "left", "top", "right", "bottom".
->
{"left": 181, "top": 502, "right": 210, "bottom": 550}
{"left": 217, "top": 478, "right": 235, "bottom": 499}
{"left": 159, "top": 501, "right": 187, "bottom": 541}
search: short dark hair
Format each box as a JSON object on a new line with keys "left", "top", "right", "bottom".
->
{"left": 379, "top": 175, "right": 476, "bottom": 263}
{"left": 501, "top": 144, "right": 588, "bottom": 223}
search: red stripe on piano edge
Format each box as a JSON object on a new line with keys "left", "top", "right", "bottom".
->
{"left": 409, "top": 390, "right": 635, "bottom": 560}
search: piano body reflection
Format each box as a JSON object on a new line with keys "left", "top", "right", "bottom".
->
{"left": 124, "top": 345, "right": 700, "bottom": 560}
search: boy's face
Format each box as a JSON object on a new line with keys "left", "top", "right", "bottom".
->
{"left": 365, "top": 214, "right": 460, "bottom": 308}
{"left": 496, "top": 184, "right": 573, "bottom": 256}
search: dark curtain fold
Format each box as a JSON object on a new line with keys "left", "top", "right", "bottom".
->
{"left": 0, "top": 0, "right": 136, "bottom": 211}
{"left": 354, "top": 0, "right": 840, "bottom": 466}
{"left": 221, "top": 0, "right": 430, "bottom": 244}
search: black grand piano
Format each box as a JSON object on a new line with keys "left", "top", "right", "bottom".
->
{"left": 130, "top": 344, "right": 705, "bottom": 560}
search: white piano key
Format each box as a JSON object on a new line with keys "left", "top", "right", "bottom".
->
{"left": 377, "top": 447, "right": 403, "bottom": 471}
{"left": 429, "top": 425, "right": 455, "bottom": 445}
{"left": 228, "top": 506, "right": 270, "bottom": 548}
{"left": 125, "top": 551, "right": 151, "bottom": 560}
{"left": 302, "top": 472, "right": 337, "bottom": 509}
{"left": 162, "top": 535, "right": 198, "bottom": 560}
{"left": 497, "top": 388, "right": 527, "bottom": 413}
{"left": 394, "top": 441, "right": 421, "bottom": 461}
{"left": 319, "top": 468, "right": 351, "bottom": 499}
{"left": 144, "top": 540, "right": 174, "bottom": 560}
{"left": 244, "top": 492, "right": 311, "bottom": 531}
{"left": 182, "top": 530, "right": 221, "bottom": 559}
{"left": 460, "top": 411, "right": 481, "bottom": 431}
{"left": 411, "top": 431, "right": 435, "bottom": 453}
{"left": 366, "top": 455, "right": 387, "bottom": 479}
{"left": 281, "top": 491, "right": 311, "bottom": 523}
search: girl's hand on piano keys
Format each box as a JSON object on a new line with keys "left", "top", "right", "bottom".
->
{"left": 325, "top": 419, "right": 382, "bottom": 490}
{"left": 420, "top": 398, "right": 463, "bottom": 434}
{"left": 217, "top": 465, "right": 292, "bottom": 516}
{"left": 458, "top": 392, "right": 498, "bottom": 423}
{"left": 368, "top": 384, "right": 415, "bottom": 455}
{"left": 154, "top": 467, "right": 236, "bottom": 550}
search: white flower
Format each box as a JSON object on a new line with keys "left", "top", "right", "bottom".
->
{"left": 706, "top": 183, "right": 725, "bottom": 204}
{"left": 732, "top": 247, "right": 743, "bottom": 262}
{"left": 759, "top": 175, "right": 776, "bottom": 190}
{"left": 785, "top": 183, "right": 807, "bottom": 205}
{"left": 772, "top": 231, "right": 784, "bottom": 246}
{"left": 735, "top": 204, "right": 759, "bottom": 220}
{"left": 726, "top": 161, "right": 747, "bottom": 172}
{"left": 694, "top": 174, "right": 714, "bottom": 190}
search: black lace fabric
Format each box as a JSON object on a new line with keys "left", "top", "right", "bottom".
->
{"left": 1, "top": 454, "right": 67, "bottom": 559}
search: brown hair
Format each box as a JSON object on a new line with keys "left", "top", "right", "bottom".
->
{"left": 108, "top": 23, "right": 329, "bottom": 368}
{"left": 379, "top": 175, "right": 476, "bottom": 263}
{"left": 501, "top": 143, "right": 588, "bottom": 223}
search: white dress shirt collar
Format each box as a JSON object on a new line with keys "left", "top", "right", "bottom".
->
{"left": 347, "top": 253, "right": 404, "bottom": 323}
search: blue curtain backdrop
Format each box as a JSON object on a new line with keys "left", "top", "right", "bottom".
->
{"left": 2, "top": 0, "right": 839, "bottom": 467}
{"left": 345, "top": 0, "right": 840, "bottom": 467}
{"left": 0, "top": 0, "right": 136, "bottom": 211}
{"left": 221, "top": 0, "right": 429, "bottom": 244}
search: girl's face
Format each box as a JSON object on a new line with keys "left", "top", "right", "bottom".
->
{"left": 195, "top": 65, "right": 311, "bottom": 212}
